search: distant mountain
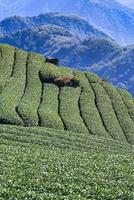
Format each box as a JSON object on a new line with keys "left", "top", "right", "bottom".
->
{"left": 0, "top": 13, "right": 118, "bottom": 68}
{"left": 0, "top": 13, "right": 110, "bottom": 40}
{"left": 57, "top": 0, "right": 134, "bottom": 45}
{"left": 89, "top": 46, "right": 134, "bottom": 95}
{"left": 0, "top": 26, "right": 118, "bottom": 67}
{"left": 1, "top": 0, "right": 134, "bottom": 45}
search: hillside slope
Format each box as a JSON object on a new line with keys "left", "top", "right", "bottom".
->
{"left": 1, "top": 124, "right": 134, "bottom": 199}
{"left": 0, "top": 44, "right": 134, "bottom": 146}
{"left": 0, "top": 44, "right": 134, "bottom": 198}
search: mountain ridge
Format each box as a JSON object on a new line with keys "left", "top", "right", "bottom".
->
{"left": 0, "top": 13, "right": 111, "bottom": 40}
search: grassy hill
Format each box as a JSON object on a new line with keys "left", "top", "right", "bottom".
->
{"left": 0, "top": 44, "right": 134, "bottom": 199}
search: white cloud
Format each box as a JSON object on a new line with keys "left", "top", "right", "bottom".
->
{"left": 117, "top": 0, "right": 134, "bottom": 8}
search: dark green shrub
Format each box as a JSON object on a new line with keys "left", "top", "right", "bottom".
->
{"left": 39, "top": 63, "right": 61, "bottom": 82}
{"left": 70, "top": 76, "right": 80, "bottom": 87}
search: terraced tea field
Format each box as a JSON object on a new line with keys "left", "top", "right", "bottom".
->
{"left": 0, "top": 44, "right": 134, "bottom": 199}
{"left": 0, "top": 44, "right": 134, "bottom": 145}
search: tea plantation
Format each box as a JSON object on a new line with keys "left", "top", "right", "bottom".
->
{"left": 0, "top": 44, "right": 134, "bottom": 199}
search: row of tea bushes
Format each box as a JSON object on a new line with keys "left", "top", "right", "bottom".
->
{"left": 38, "top": 83, "right": 64, "bottom": 129}
{"left": 0, "top": 44, "right": 15, "bottom": 93}
{"left": 103, "top": 82, "right": 134, "bottom": 145}
{"left": 59, "top": 86, "right": 88, "bottom": 133}
{"left": 91, "top": 82, "right": 126, "bottom": 142}
{"left": 0, "top": 49, "right": 27, "bottom": 125}
{"left": 74, "top": 71, "right": 110, "bottom": 138}
{"left": 17, "top": 53, "right": 44, "bottom": 126}
{"left": 117, "top": 88, "right": 134, "bottom": 122}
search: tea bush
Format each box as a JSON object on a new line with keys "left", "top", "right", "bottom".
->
{"left": 17, "top": 53, "right": 44, "bottom": 126}
{"left": 74, "top": 70, "right": 109, "bottom": 137}
{"left": 103, "top": 82, "right": 134, "bottom": 144}
{"left": 38, "top": 83, "right": 64, "bottom": 129}
{"left": 0, "top": 44, "right": 15, "bottom": 92}
{"left": 91, "top": 82, "right": 126, "bottom": 142}
{"left": 117, "top": 88, "right": 134, "bottom": 122}
{"left": 59, "top": 86, "right": 89, "bottom": 133}
{"left": 0, "top": 49, "right": 27, "bottom": 125}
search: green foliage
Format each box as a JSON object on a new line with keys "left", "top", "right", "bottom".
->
{"left": 0, "top": 44, "right": 15, "bottom": 93}
{"left": 38, "top": 83, "right": 64, "bottom": 129}
{"left": 0, "top": 44, "right": 134, "bottom": 148}
{"left": 17, "top": 53, "right": 44, "bottom": 126}
{"left": 85, "top": 71, "right": 102, "bottom": 83}
{"left": 117, "top": 88, "right": 134, "bottom": 122}
{"left": 40, "top": 63, "right": 73, "bottom": 82}
{"left": 91, "top": 83, "right": 127, "bottom": 142}
{"left": 56, "top": 66, "right": 73, "bottom": 77}
{"left": 0, "top": 49, "right": 27, "bottom": 125}
{"left": 59, "top": 86, "right": 88, "bottom": 133}
{"left": 0, "top": 125, "right": 132, "bottom": 151}
{"left": 0, "top": 44, "right": 134, "bottom": 199}
{"left": 103, "top": 82, "right": 134, "bottom": 144}
{"left": 0, "top": 125, "right": 134, "bottom": 199}
{"left": 74, "top": 70, "right": 109, "bottom": 137}
{"left": 40, "top": 63, "right": 61, "bottom": 82}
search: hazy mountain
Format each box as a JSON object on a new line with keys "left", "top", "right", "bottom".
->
{"left": 0, "top": 13, "right": 110, "bottom": 40}
{"left": 0, "top": 24, "right": 118, "bottom": 67}
{"left": 1, "top": 0, "right": 134, "bottom": 45}
{"left": 0, "top": 13, "right": 118, "bottom": 66}
{"left": 57, "top": 0, "right": 134, "bottom": 45}
{"left": 89, "top": 46, "right": 134, "bottom": 95}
